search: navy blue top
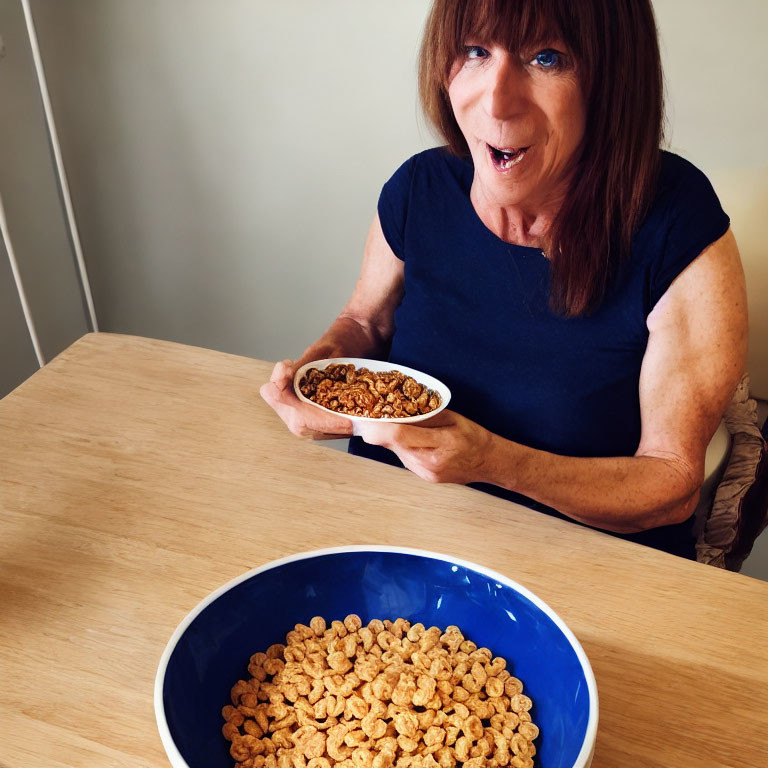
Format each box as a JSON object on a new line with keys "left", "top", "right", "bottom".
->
{"left": 349, "top": 147, "right": 730, "bottom": 558}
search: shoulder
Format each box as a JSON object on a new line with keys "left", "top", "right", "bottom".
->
{"left": 382, "top": 147, "right": 472, "bottom": 193}
{"left": 657, "top": 150, "right": 709, "bottom": 184}
{"left": 653, "top": 150, "right": 726, "bottom": 219}
{"left": 632, "top": 151, "right": 730, "bottom": 309}
{"left": 377, "top": 148, "right": 472, "bottom": 261}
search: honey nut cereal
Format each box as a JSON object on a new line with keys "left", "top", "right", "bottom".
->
{"left": 223, "top": 616, "right": 539, "bottom": 768}
{"left": 298, "top": 364, "right": 442, "bottom": 419}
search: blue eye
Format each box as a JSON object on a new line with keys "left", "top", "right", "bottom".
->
{"left": 534, "top": 49, "right": 562, "bottom": 68}
{"left": 465, "top": 45, "right": 489, "bottom": 60}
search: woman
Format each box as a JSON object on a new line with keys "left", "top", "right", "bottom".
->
{"left": 261, "top": 0, "right": 747, "bottom": 559}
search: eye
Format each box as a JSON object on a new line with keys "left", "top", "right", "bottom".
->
{"left": 464, "top": 45, "right": 490, "bottom": 60}
{"left": 532, "top": 49, "right": 564, "bottom": 69}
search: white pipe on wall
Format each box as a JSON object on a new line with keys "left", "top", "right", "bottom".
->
{"left": 0, "top": 189, "right": 45, "bottom": 367}
{"left": 20, "top": 0, "right": 99, "bottom": 332}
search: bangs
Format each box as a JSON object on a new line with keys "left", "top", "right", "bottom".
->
{"left": 450, "top": 0, "right": 573, "bottom": 64}
{"left": 419, "top": 0, "right": 590, "bottom": 154}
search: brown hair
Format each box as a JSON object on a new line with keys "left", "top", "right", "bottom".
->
{"left": 418, "top": 0, "right": 664, "bottom": 316}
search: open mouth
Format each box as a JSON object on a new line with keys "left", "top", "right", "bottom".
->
{"left": 487, "top": 143, "right": 528, "bottom": 171}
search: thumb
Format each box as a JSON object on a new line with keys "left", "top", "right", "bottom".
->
{"left": 259, "top": 381, "right": 277, "bottom": 405}
{"left": 271, "top": 359, "right": 297, "bottom": 389}
{"left": 260, "top": 380, "right": 292, "bottom": 407}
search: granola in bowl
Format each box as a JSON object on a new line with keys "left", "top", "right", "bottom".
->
{"left": 293, "top": 359, "right": 450, "bottom": 424}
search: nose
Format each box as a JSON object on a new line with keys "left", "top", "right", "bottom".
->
{"left": 483, "top": 53, "right": 526, "bottom": 121}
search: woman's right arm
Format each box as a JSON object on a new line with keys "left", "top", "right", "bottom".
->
{"left": 259, "top": 213, "right": 404, "bottom": 438}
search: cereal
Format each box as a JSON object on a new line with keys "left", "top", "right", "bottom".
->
{"left": 223, "top": 616, "right": 539, "bottom": 768}
{"left": 298, "top": 365, "right": 442, "bottom": 419}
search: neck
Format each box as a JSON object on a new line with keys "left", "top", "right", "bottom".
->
{"left": 469, "top": 180, "right": 566, "bottom": 251}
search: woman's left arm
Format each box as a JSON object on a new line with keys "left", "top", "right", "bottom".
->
{"left": 356, "top": 230, "right": 748, "bottom": 534}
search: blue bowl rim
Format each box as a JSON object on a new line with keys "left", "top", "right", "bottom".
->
{"left": 154, "top": 545, "right": 599, "bottom": 768}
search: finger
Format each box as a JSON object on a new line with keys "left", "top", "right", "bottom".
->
{"left": 385, "top": 445, "right": 441, "bottom": 483}
{"left": 405, "top": 462, "right": 440, "bottom": 484}
{"left": 261, "top": 382, "right": 352, "bottom": 439}
{"left": 356, "top": 421, "right": 444, "bottom": 450}
{"left": 353, "top": 421, "right": 394, "bottom": 448}
{"left": 415, "top": 409, "right": 456, "bottom": 428}
{"left": 260, "top": 386, "right": 315, "bottom": 439}
{"left": 270, "top": 359, "right": 296, "bottom": 389}
{"left": 260, "top": 381, "right": 291, "bottom": 413}
{"left": 260, "top": 380, "right": 297, "bottom": 408}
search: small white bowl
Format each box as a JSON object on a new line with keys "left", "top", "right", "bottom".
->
{"left": 293, "top": 357, "right": 451, "bottom": 424}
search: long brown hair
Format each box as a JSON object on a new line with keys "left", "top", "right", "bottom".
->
{"left": 418, "top": 0, "right": 664, "bottom": 317}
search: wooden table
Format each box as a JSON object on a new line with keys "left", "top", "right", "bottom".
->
{"left": 1, "top": 333, "right": 766, "bottom": 768}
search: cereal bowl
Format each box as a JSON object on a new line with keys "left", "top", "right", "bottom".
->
{"left": 155, "top": 546, "right": 597, "bottom": 768}
{"left": 293, "top": 359, "right": 451, "bottom": 423}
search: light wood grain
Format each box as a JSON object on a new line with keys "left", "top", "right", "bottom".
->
{"left": 1, "top": 333, "right": 766, "bottom": 768}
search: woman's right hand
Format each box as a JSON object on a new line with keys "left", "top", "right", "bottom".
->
{"left": 259, "top": 359, "right": 353, "bottom": 439}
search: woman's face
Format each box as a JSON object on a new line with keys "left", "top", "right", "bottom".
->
{"left": 447, "top": 40, "right": 586, "bottom": 212}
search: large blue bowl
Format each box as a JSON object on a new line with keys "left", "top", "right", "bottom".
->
{"left": 155, "top": 547, "right": 597, "bottom": 768}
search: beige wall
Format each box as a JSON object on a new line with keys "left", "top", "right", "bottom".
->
{"left": 4, "top": 1, "right": 767, "bottom": 573}
{"left": 653, "top": 0, "right": 768, "bottom": 397}
{"left": 23, "top": 0, "right": 768, "bottom": 387}
{"left": 0, "top": 236, "right": 38, "bottom": 396}
{"left": 28, "top": 0, "right": 433, "bottom": 363}
{"left": 0, "top": 0, "right": 89, "bottom": 396}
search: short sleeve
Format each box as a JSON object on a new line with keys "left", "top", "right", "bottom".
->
{"left": 648, "top": 154, "right": 730, "bottom": 308}
{"left": 377, "top": 155, "right": 418, "bottom": 261}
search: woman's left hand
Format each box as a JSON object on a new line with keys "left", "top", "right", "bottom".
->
{"left": 354, "top": 410, "right": 495, "bottom": 485}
